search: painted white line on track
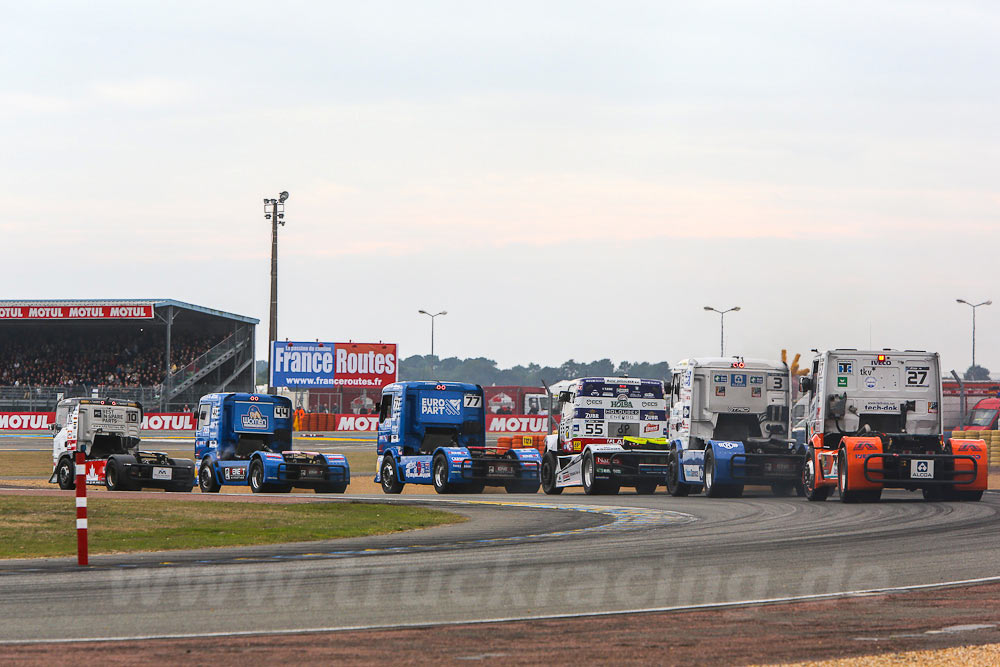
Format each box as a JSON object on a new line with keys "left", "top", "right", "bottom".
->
{"left": 4, "top": 575, "right": 1000, "bottom": 645}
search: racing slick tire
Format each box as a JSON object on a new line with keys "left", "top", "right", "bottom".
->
{"left": 249, "top": 459, "right": 268, "bottom": 494}
{"left": 540, "top": 452, "right": 563, "bottom": 495}
{"left": 582, "top": 451, "right": 619, "bottom": 495}
{"left": 954, "top": 489, "right": 984, "bottom": 502}
{"left": 165, "top": 459, "right": 195, "bottom": 492}
{"left": 380, "top": 455, "right": 404, "bottom": 494}
{"left": 801, "top": 449, "right": 831, "bottom": 501}
{"left": 199, "top": 460, "right": 221, "bottom": 493}
{"left": 771, "top": 482, "right": 796, "bottom": 497}
{"left": 56, "top": 456, "right": 76, "bottom": 490}
{"left": 504, "top": 450, "right": 540, "bottom": 494}
{"left": 105, "top": 456, "right": 135, "bottom": 491}
{"left": 837, "top": 450, "right": 881, "bottom": 503}
{"left": 315, "top": 483, "right": 348, "bottom": 494}
{"left": 635, "top": 481, "right": 658, "bottom": 495}
{"left": 704, "top": 448, "right": 742, "bottom": 498}
{"left": 665, "top": 450, "right": 691, "bottom": 497}
{"left": 433, "top": 454, "right": 454, "bottom": 494}
{"left": 463, "top": 481, "right": 486, "bottom": 494}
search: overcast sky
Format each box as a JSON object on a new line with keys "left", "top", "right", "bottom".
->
{"left": 3, "top": 1, "right": 998, "bottom": 374}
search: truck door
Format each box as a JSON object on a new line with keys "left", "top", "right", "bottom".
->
{"left": 377, "top": 390, "right": 395, "bottom": 453}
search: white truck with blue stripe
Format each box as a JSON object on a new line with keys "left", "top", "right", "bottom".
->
{"left": 666, "top": 358, "right": 800, "bottom": 498}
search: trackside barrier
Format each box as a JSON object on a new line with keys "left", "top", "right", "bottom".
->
{"left": 75, "top": 450, "right": 88, "bottom": 566}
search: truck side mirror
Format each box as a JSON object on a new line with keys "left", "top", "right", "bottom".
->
{"left": 558, "top": 391, "right": 573, "bottom": 403}
{"left": 49, "top": 423, "right": 61, "bottom": 433}
{"left": 798, "top": 376, "right": 813, "bottom": 393}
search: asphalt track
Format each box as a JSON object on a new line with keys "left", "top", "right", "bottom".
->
{"left": 2, "top": 479, "right": 999, "bottom": 644}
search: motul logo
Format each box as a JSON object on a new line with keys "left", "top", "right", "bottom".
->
{"left": 142, "top": 414, "right": 195, "bottom": 430}
{"left": 486, "top": 416, "right": 547, "bottom": 433}
{"left": 335, "top": 416, "right": 379, "bottom": 431}
{"left": 0, "top": 413, "right": 51, "bottom": 429}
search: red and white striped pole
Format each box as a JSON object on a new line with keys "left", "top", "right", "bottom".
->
{"left": 75, "top": 450, "right": 88, "bottom": 566}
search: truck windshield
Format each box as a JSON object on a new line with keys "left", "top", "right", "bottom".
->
{"left": 965, "top": 409, "right": 998, "bottom": 427}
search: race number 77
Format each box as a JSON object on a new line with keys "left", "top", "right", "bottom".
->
{"left": 463, "top": 394, "right": 483, "bottom": 408}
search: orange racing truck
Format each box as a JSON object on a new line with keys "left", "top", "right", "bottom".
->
{"left": 799, "top": 349, "right": 988, "bottom": 502}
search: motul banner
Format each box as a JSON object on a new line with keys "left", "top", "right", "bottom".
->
{"left": 270, "top": 341, "right": 397, "bottom": 389}
{"left": 0, "top": 412, "right": 193, "bottom": 431}
{"left": 486, "top": 414, "right": 551, "bottom": 433}
{"left": 0, "top": 304, "right": 154, "bottom": 320}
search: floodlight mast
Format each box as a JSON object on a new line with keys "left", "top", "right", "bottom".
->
{"left": 265, "top": 192, "right": 289, "bottom": 393}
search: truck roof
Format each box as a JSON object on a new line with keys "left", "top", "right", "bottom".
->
{"left": 574, "top": 376, "right": 662, "bottom": 384}
{"left": 198, "top": 392, "right": 291, "bottom": 404}
{"left": 56, "top": 397, "right": 142, "bottom": 410}
{"left": 821, "top": 349, "right": 936, "bottom": 357}
{"left": 383, "top": 381, "right": 482, "bottom": 392}
{"left": 673, "top": 357, "right": 788, "bottom": 372}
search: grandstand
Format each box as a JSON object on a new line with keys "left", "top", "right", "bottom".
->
{"left": 0, "top": 299, "right": 257, "bottom": 411}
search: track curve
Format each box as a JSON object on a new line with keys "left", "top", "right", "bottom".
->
{"left": 1, "top": 489, "right": 999, "bottom": 643}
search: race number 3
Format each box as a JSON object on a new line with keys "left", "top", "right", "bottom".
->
{"left": 463, "top": 394, "right": 483, "bottom": 408}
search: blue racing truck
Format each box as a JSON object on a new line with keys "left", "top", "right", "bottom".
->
{"left": 375, "top": 381, "right": 541, "bottom": 494}
{"left": 194, "top": 393, "right": 350, "bottom": 494}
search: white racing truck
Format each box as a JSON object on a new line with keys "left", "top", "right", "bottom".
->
{"left": 666, "top": 357, "right": 799, "bottom": 497}
{"left": 799, "top": 349, "right": 989, "bottom": 502}
{"left": 540, "top": 377, "right": 671, "bottom": 495}
{"left": 49, "top": 398, "right": 196, "bottom": 492}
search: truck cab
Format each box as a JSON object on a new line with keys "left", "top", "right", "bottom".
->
{"left": 375, "top": 381, "right": 540, "bottom": 494}
{"left": 50, "top": 397, "right": 195, "bottom": 492}
{"left": 194, "top": 392, "right": 349, "bottom": 493}
{"left": 957, "top": 397, "right": 1000, "bottom": 432}
{"left": 540, "top": 377, "right": 671, "bottom": 495}
{"left": 666, "top": 358, "right": 797, "bottom": 498}
{"left": 799, "top": 349, "right": 988, "bottom": 502}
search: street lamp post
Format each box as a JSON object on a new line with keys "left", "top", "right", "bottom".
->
{"left": 956, "top": 298, "right": 992, "bottom": 371}
{"left": 703, "top": 306, "right": 741, "bottom": 356}
{"left": 418, "top": 310, "right": 447, "bottom": 357}
{"left": 265, "top": 191, "right": 289, "bottom": 394}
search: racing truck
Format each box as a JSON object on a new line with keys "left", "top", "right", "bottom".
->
{"left": 375, "top": 381, "right": 540, "bottom": 494}
{"left": 665, "top": 358, "right": 799, "bottom": 498}
{"left": 541, "top": 377, "right": 671, "bottom": 495}
{"left": 49, "top": 397, "right": 195, "bottom": 492}
{"left": 798, "top": 349, "right": 988, "bottom": 502}
{"left": 195, "top": 393, "right": 350, "bottom": 493}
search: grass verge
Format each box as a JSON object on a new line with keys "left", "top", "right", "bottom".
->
{"left": 0, "top": 496, "right": 463, "bottom": 559}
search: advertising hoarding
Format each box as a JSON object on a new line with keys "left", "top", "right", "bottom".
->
{"left": 270, "top": 341, "right": 397, "bottom": 389}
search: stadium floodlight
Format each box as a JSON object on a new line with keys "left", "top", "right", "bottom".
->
{"left": 418, "top": 310, "right": 447, "bottom": 357}
{"left": 956, "top": 298, "right": 992, "bottom": 370}
{"left": 264, "top": 191, "right": 290, "bottom": 393}
{"left": 703, "top": 306, "right": 741, "bottom": 356}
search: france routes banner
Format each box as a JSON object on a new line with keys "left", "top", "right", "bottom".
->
{"left": 0, "top": 412, "right": 195, "bottom": 431}
{"left": 270, "top": 341, "right": 397, "bottom": 389}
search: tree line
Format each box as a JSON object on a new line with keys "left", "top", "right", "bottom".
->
{"left": 398, "top": 355, "right": 672, "bottom": 387}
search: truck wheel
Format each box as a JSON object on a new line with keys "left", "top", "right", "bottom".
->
{"left": 665, "top": 451, "right": 690, "bottom": 497}
{"left": 199, "top": 460, "right": 221, "bottom": 493}
{"left": 635, "top": 481, "right": 658, "bottom": 494}
{"left": 249, "top": 459, "right": 267, "bottom": 493}
{"left": 801, "top": 451, "right": 830, "bottom": 501}
{"left": 541, "top": 452, "right": 562, "bottom": 495}
{"left": 504, "top": 450, "right": 540, "bottom": 494}
{"left": 703, "top": 449, "right": 724, "bottom": 498}
{"left": 433, "top": 454, "right": 453, "bottom": 494}
{"left": 837, "top": 450, "right": 862, "bottom": 503}
{"left": 770, "top": 482, "right": 795, "bottom": 497}
{"left": 955, "top": 490, "right": 984, "bottom": 502}
{"left": 922, "top": 486, "right": 943, "bottom": 501}
{"left": 105, "top": 457, "right": 132, "bottom": 491}
{"left": 56, "top": 457, "right": 76, "bottom": 490}
{"left": 380, "top": 456, "right": 404, "bottom": 494}
{"left": 464, "top": 481, "right": 486, "bottom": 494}
{"left": 582, "top": 452, "right": 616, "bottom": 495}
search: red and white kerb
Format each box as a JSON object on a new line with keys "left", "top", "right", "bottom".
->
{"left": 75, "top": 450, "right": 88, "bottom": 566}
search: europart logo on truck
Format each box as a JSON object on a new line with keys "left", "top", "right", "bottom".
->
{"left": 421, "top": 398, "right": 461, "bottom": 416}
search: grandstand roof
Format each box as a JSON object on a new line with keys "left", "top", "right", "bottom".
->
{"left": 0, "top": 299, "right": 258, "bottom": 325}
